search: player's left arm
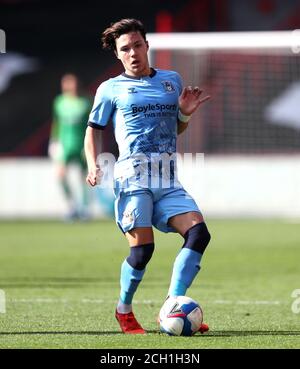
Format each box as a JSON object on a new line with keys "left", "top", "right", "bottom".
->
{"left": 177, "top": 87, "right": 210, "bottom": 135}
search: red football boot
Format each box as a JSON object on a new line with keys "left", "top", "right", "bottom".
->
{"left": 115, "top": 310, "right": 146, "bottom": 334}
{"left": 199, "top": 322, "right": 209, "bottom": 334}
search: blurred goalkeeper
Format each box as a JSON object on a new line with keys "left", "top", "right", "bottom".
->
{"left": 85, "top": 19, "right": 211, "bottom": 334}
{"left": 49, "top": 73, "right": 91, "bottom": 221}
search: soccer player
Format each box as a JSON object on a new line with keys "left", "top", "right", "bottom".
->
{"left": 49, "top": 73, "right": 91, "bottom": 220}
{"left": 85, "top": 19, "right": 211, "bottom": 334}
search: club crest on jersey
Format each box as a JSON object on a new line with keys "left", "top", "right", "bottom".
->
{"left": 161, "top": 81, "right": 175, "bottom": 93}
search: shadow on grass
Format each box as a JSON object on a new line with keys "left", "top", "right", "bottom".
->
{"left": 0, "top": 330, "right": 299, "bottom": 336}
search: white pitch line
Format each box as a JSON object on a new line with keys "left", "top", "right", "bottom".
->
{"left": 214, "top": 300, "right": 281, "bottom": 305}
{"left": 8, "top": 298, "right": 158, "bottom": 304}
{"left": 13, "top": 298, "right": 68, "bottom": 303}
{"left": 237, "top": 300, "right": 280, "bottom": 305}
{"left": 8, "top": 298, "right": 282, "bottom": 305}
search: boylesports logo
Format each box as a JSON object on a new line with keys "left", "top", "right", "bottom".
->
{"left": 131, "top": 103, "right": 177, "bottom": 117}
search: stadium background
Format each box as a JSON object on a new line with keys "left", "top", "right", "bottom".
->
{"left": 0, "top": 0, "right": 300, "bottom": 349}
{"left": 1, "top": 0, "right": 300, "bottom": 218}
{"left": 2, "top": 0, "right": 300, "bottom": 157}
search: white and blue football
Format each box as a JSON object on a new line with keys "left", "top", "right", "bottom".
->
{"left": 159, "top": 296, "right": 203, "bottom": 336}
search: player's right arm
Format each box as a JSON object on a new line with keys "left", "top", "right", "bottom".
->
{"left": 84, "top": 80, "right": 113, "bottom": 186}
{"left": 84, "top": 126, "right": 103, "bottom": 186}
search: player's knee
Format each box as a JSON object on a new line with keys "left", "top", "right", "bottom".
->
{"left": 126, "top": 243, "right": 155, "bottom": 270}
{"left": 183, "top": 222, "right": 211, "bottom": 254}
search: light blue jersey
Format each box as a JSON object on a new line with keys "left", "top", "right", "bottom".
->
{"left": 88, "top": 69, "right": 182, "bottom": 179}
{"left": 88, "top": 68, "right": 201, "bottom": 233}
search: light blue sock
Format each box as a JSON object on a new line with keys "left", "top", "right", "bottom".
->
{"left": 119, "top": 260, "right": 145, "bottom": 305}
{"left": 168, "top": 248, "right": 202, "bottom": 296}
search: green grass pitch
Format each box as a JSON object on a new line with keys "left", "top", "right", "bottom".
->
{"left": 0, "top": 219, "right": 299, "bottom": 349}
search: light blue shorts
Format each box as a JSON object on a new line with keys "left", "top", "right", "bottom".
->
{"left": 114, "top": 177, "right": 201, "bottom": 234}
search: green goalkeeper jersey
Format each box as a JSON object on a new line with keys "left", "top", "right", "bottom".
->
{"left": 51, "top": 94, "right": 91, "bottom": 154}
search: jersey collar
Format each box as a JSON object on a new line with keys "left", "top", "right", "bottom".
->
{"left": 122, "top": 68, "right": 157, "bottom": 80}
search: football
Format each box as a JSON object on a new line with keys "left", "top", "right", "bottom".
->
{"left": 159, "top": 296, "right": 203, "bottom": 336}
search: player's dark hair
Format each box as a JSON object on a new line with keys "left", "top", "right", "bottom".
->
{"left": 101, "top": 18, "right": 147, "bottom": 51}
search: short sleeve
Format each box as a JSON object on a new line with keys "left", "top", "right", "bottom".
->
{"left": 174, "top": 71, "right": 183, "bottom": 95}
{"left": 88, "top": 80, "right": 114, "bottom": 130}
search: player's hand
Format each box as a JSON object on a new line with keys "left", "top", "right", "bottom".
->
{"left": 86, "top": 166, "right": 103, "bottom": 186}
{"left": 179, "top": 86, "right": 211, "bottom": 116}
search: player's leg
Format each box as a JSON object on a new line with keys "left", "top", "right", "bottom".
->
{"left": 153, "top": 188, "right": 211, "bottom": 333}
{"left": 56, "top": 162, "right": 69, "bottom": 197}
{"left": 116, "top": 227, "right": 154, "bottom": 334}
{"left": 55, "top": 161, "right": 77, "bottom": 219}
{"left": 167, "top": 211, "right": 211, "bottom": 297}
{"left": 152, "top": 188, "right": 211, "bottom": 297}
{"left": 168, "top": 212, "right": 211, "bottom": 334}
{"left": 118, "top": 227, "right": 154, "bottom": 313}
{"left": 115, "top": 190, "right": 154, "bottom": 334}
